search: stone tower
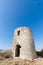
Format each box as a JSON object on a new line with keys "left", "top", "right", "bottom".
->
{"left": 12, "top": 27, "right": 37, "bottom": 61}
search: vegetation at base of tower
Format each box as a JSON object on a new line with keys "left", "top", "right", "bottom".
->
{"left": 36, "top": 49, "right": 43, "bottom": 57}
{"left": 0, "top": 49, "right": 43, "bottom": 60}
{"left": 0, "top": 50, "right": 13, "bottom": 60}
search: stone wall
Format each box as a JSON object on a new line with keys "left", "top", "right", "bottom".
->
{"left": 12, "top": 27, "right": 37, "bottom": 61}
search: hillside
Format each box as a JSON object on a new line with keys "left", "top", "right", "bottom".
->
{"left": 0, "top": 49, "right": 43, "bottom": 65}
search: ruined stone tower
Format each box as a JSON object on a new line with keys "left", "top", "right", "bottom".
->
{"left": 12, "top": 27, "right": 37, "bottom": 61}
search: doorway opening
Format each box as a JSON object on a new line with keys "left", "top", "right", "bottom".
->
{"left": 15, "top": 44, "right": 21, "bottom": 57}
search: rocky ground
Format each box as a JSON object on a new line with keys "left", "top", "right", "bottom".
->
{"left": 0, "top": 50, "right": 43, "bottom": 65}
{"left": 0, "top": 58, "right": 43, "bottom": 65}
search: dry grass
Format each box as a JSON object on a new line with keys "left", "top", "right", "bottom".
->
{"left": 0, "top": 50, "right": 43, "bottom": 65}
{"left": 0, "top": 50, "right": 13, "bottom": 60}
{"left": 0, "top": 58, "right": 43, "bottom": 65}
{"left": 36, "top": 49, "right": 43, "bottom": 57}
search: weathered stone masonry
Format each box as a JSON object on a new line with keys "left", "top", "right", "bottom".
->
{"left": 12, "top": 27, "right": 37, "bottom": 61}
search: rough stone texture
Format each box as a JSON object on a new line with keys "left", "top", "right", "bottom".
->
{"left": 0, "top": 58, "right": 43, "bottom": 65}
{"left": 12, "top": 27, "right": 37, "bottom": 61}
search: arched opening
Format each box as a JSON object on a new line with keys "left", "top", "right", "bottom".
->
{"left": 15, "top": 44, "right": 21, "bottom": 57}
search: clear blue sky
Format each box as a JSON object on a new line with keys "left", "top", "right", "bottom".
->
{"left": 0, "top": 0, "right": 43, "bottom": 50}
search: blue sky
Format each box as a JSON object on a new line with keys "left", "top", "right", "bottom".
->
{"left": 0, "top": 0, "right": 43, "bottom": 50}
